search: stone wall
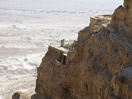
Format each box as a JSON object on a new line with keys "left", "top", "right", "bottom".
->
{"left": 90, "top": 15, "right": 111, "bottom": 32}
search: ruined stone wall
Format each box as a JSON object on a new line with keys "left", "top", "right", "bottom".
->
{"left": 89, "top": 15, "right": 111, "bottom": 32}
{"left": 78, "top": 15, "right": 111, "bottom": 43}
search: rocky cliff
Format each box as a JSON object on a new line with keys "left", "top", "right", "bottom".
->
{"left": 35, "top": 0, "right": 132, "bottom": 99}
{"left": 111, "top": 0, "right": 132, "bottom": 39}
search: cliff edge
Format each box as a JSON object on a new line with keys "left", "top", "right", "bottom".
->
{"left": 35, "top": 0, "right": 132, "bottom": 99}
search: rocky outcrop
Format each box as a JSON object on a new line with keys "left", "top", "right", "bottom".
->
{"left": 111, "top": 0, "right": 132, "bottom": 39}
{"left": 90, "top": 15, "right": 111, "bottom": 32}
{"left": 78, "top": 15, "right": 111, "bottom": 43}
{"left": 12, "top": 92, "right": 51, "bottom": 99}
{"left": 31, "top": 94, "right": 51, "bottom": 99}
{"left": 12, "top": 92, "right": 30, "bottom": 99}
{"left": 35, "top": 0, "right": 132, "bottom": 99}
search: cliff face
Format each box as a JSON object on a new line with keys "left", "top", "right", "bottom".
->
{"left": 35, "top": 0, "right": 132, "bottom": 99}
{"left": 111, "top": 0, "right": 132, "bottom": 39}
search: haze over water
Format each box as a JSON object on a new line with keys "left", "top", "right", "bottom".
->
{"left": 0, "top": 0, "right": 123, "bottom": 10}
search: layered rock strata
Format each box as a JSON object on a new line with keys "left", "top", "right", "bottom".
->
{"left": 35, "top": 0, "right": 132, "bottom": 99}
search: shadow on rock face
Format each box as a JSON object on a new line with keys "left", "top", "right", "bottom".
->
{"left": 12, "top": 92, "right": 20, "bottom": 99}
{"left": 12, "top": 92, "right": 51, "bottom": 99}
{"left": 31, "top": 94, "right": 51, "bottom": 99}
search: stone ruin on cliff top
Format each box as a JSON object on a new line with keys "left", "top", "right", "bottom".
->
{"left": 13, "top": 0, "right": 132, "bottom": 99}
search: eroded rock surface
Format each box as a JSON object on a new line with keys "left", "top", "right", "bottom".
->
{"left": 111, "top": 0, "right": 132, "bottom": 39}
{"left": 35, "top": 0, "right": 132, "bottom": 99}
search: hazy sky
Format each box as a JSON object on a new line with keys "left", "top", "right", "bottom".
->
{"left": 0, "top": 0, "right": 123, "bottom": 10}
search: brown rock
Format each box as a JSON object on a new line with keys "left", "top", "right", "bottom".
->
{"left": 78, "top": 15, "right": 111, "bottom": 43}
{"left": 12, "top": 91, "right": 30, "bottom": 99}
{"left": 35, "top": 0, "right": 132, "bottom": 99}
{"left": 111, "top": 0, "right": 132, "bottom": 39}
{"left": 90, "top": 15, "right": 111, "bottom": 32}
{"left": 31, "top": 94, "right": 51, "bottom": 99}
